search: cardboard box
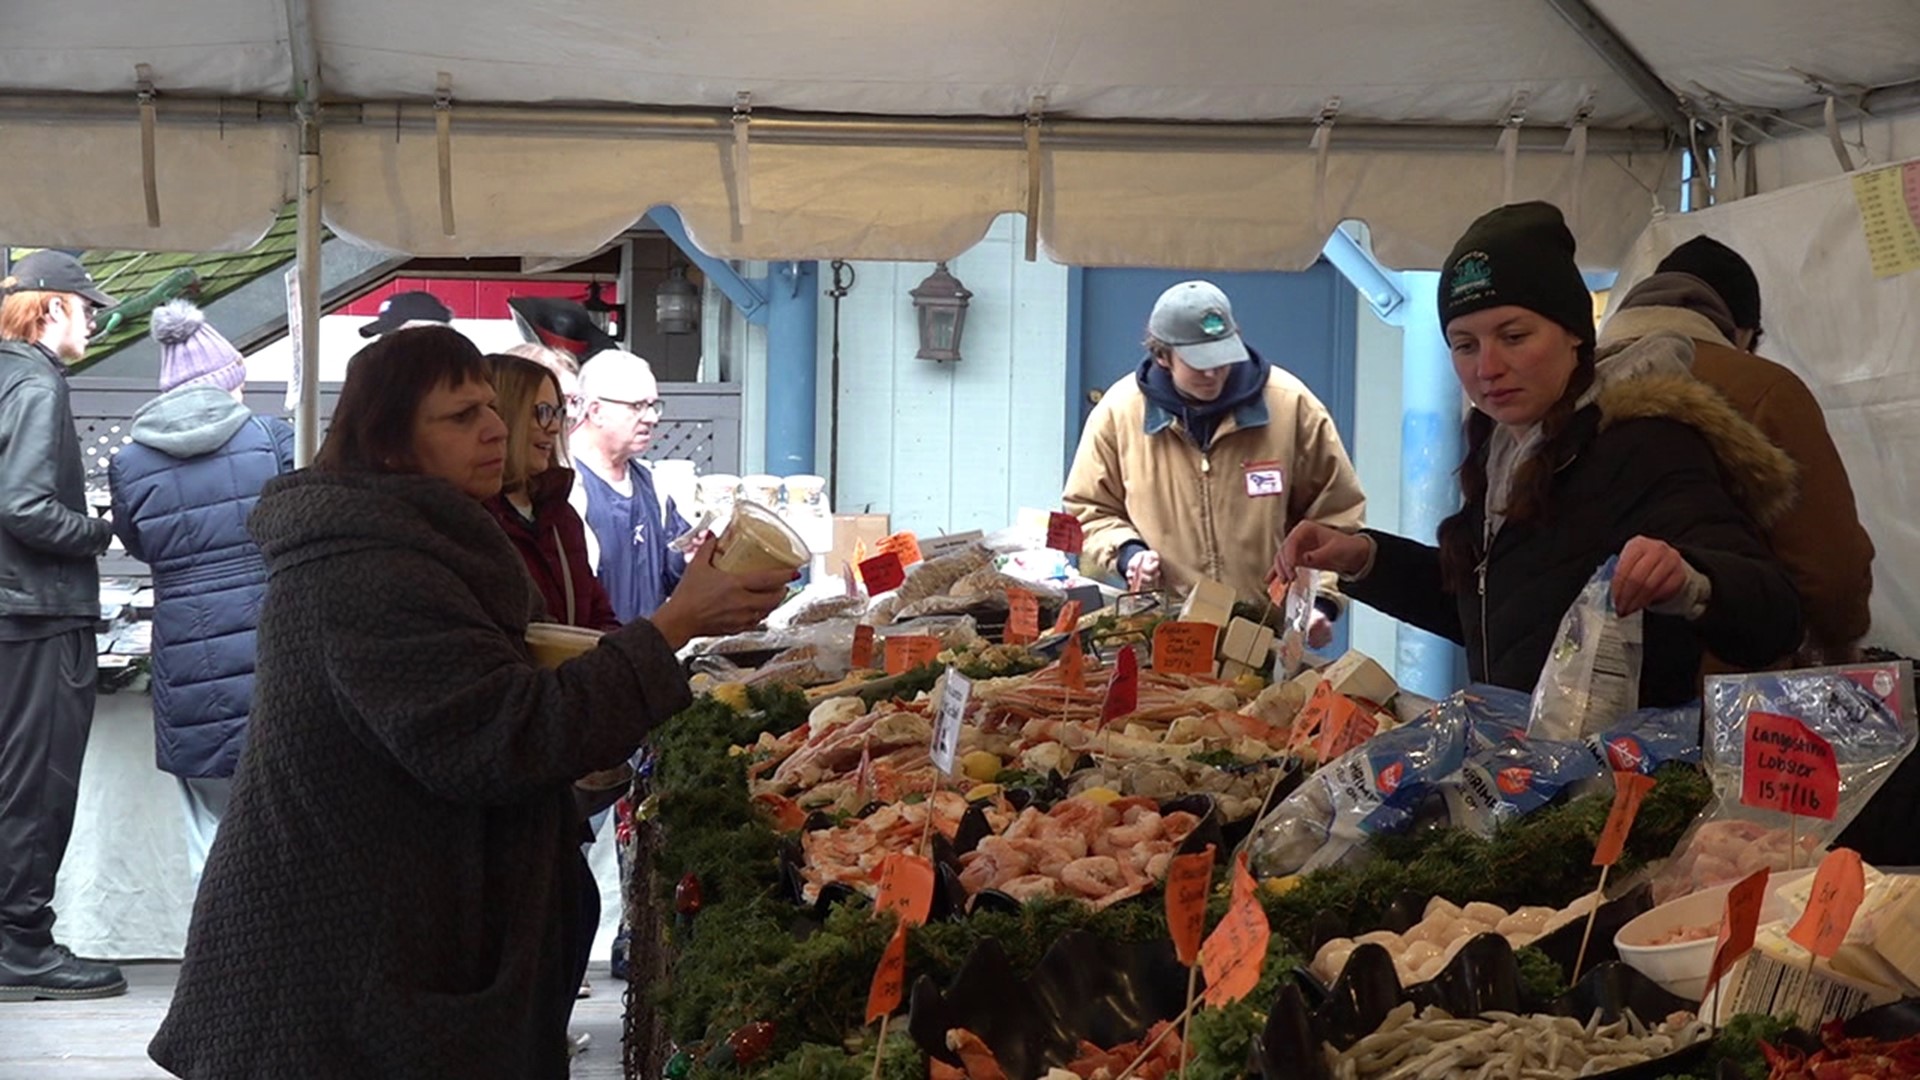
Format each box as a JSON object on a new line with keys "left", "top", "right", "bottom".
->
{"left": 830, "top": 513, "right": 891, "bottom": 575}
{"left": 1220, "top": 617, "right": 1277, "bottom": 667}
{"left": 1322, "top": 650, "right": 1397, "bottom": 705}
{"left": 1179, "top": 578, "right": 1236, "bottom": 628}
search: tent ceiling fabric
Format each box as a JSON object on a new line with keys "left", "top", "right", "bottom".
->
{"left": 2, "top": 1, "right": 1917, "bottom": 267}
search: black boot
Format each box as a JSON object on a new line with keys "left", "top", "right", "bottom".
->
{"left": 0, "top": 944, "right": 128, "bottom": 1002}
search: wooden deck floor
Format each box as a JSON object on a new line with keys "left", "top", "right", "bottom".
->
{"left": 0, "top": 961, "right": 629, "bottom": 1080}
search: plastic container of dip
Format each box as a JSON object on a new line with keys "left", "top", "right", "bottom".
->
{"left": 525, "top": 622, "right": 604, "bottom": 669}
{"left": 711, "top": 499, "right": 811, "bottom": 574}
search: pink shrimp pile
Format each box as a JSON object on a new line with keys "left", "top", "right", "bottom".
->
{"left": 956, "top": 795, "right": 1200, "bottom": 910}
{"left": 797, "top": 791, "right": 1013, "bottom": 903}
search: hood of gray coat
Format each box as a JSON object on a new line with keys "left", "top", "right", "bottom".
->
{"left": 249, "top": 469, "right": 542, "bottom": 631}
{"left": 130, "top": 385, "right": 253, "bottom": 458}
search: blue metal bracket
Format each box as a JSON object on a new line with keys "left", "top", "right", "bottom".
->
{"left": 644, "top": 206, "right": 769, "bottom": 325}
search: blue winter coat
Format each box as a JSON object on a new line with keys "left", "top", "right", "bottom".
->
{"left": 108, "top": 387, "right": 293, "bottom": 778}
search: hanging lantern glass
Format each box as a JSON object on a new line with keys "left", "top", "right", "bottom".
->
{"left": 655, "top": 266, "right": 700, "bottom": 335}
{"left": 582, "top": 280, "right": 624, "bottom": 335}
{"left": 910, "top": 261, "right": 972, "bottom": 362}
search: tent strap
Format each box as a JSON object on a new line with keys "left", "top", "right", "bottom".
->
{"left": 435, "top": 73, "right": 455, "bottom": 236}
{"left": 136, "top": 65, "right": 160, "bottom": 228}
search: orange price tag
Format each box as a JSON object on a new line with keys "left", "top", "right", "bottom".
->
{"left": 1788, "top": 848, "right": 1866, "bottom": 959}
{"left": 875, "top": 852, "right": 936, "bottom": 929}
{"left": 1592, "top": 770, "right": 1657, "bottom": 867}
{"left": 875, "top": 531, "right": 923, "bottom": 568}
{"left": 851, "top": 624, "right": 876, "bottom": 669}
{"left": 1005, "top": 588, "right": 1040, "bottom": 645}
{"left": 1266, "top": 576, "right": 1288, "bottom": 607}
{"left": 1308, "top": 685, "right": 1376, "bottom": 762}
{"left": 1200, "top": 853, "right": 1270, "bottom": 1007}
{"left": 859, "top": 551, "right": 907, "bottom": 594}
{"left": 1060, "top": 633, "right": 1086, "bottom": 691}
{"left": 1706, "top": 868, "right": 1771, "bottom": 994}
{"left": 1099, "top": 645, "right": 1139, "bottom": 727}
{"left": 865, "top": 921, "right": 908, "bottom": 1022}
{"left": 1152, "top": 621, "right": 1218, "bottom": 676}
{"left": 1052, "top": 599, "right": 1084, "bottom": 635}
{"left": 884, "top": 635, "right": 942, "bottom": 675}
{"left": 1166, "top": 844, "right": 1216, "bottom": 967}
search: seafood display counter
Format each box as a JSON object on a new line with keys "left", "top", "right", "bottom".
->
{"left": 615, "top": 541, "right": 1920, "bottom": 1080}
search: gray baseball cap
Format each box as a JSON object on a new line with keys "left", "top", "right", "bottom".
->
{"left": 1147, "top": 280, "right": 1248, "bottom": 370}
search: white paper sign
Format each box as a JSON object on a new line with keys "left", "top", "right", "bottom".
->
{"left": 931, "top": 669, "right": 972, "bottom": 775}
{"left": 283, "top": 266, "right": 304, "bottom": 413}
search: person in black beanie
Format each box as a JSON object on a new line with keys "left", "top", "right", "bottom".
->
{"left": 1655, "top": 236, "right": 1765, "bottom": 348}
{"left": 1606, "top": 238, "right": 1876, "bottom": 664}
{"left": 1270, "top": 201, "right": 1803, "bottom": 707}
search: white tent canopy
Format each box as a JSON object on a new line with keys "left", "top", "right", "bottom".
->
{"left": 4, "top": 0, "right": 1919, "bottom": 268}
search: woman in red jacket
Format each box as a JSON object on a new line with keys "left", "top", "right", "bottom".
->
{"left": 484, "top": 354, "right": 619, "bottom": 633}
{"left": 481, "top": 352, "right": 618, "bottom": 1039}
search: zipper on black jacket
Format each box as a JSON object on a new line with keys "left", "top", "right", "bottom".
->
{"left": 1476, "top": 555, "right": 1491, "bottom": 680}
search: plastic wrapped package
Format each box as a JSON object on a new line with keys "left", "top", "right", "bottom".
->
{"left": 872, "top": 614, "right": 981, "bottom": 652}
{"left": 1442, "top": 703, "right": 1604, "bottom": 836}
{"left": 1650, "top": 662, "right": 1917, "bottom": 903}
{"left": 1527, "top": 557, "right": 1644, "bottom": 741}
{"left": 1245, "top": 704, "right": 1470, "bottom": 877}
{"left": 1276, "top": 573, "right": 1317, "bottom": 680}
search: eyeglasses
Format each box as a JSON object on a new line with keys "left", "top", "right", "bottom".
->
{"left": 532, "top": 402, "right": 563, "bottom": 429}
{"left": 597, "top": 397, "right": 663, "bottom": 420}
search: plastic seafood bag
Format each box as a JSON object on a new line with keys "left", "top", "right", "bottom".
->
{"left": 1275, "top": 573, "right": 1318, "bottom": 679}
{"left": 1245, "top": 702, "right": 1470, "bottom": 877}
{"left": 1650, "top": 662, "right": 1917, "bottom": 903}
{"left": 1582, "top": 704, "right": 1703, "bottom": 777}
{"left": 1527, "top": 557, "right": 1643, "bottom": 741}
{"left": 1439, "top": 693, "right": 1604, "bottom": 836}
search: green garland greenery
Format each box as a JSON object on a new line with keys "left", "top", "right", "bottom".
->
{"left": 645, "top": 685, "right": 1713, "bottom": 1079}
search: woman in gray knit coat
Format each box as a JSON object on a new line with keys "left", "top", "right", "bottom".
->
{"left": 149, "top": 328, "right": 791, "bottom": 1079}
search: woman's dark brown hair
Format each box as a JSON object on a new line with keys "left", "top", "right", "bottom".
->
{"left": 1435, "top": 340, "right": 1597, "bottom": 591}
{"left": 314, "top": 326, "right": 490, "bottom": 474}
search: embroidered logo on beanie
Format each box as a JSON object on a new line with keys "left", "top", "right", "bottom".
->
{"left": 1448, "top": 252, "right": 1494, "bottom": 302}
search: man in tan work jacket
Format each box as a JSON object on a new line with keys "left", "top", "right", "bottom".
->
{"left": 1063, "top": 280, "right": 1366, "bottom": 646}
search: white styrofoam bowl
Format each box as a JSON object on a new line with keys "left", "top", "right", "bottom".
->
{"left": 1614, "top": 868, "right": 1813, "bottom": 1000}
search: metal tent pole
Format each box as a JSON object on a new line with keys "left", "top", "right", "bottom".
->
{"left": 294, "top": 114, "right": 323, "bottom": 466}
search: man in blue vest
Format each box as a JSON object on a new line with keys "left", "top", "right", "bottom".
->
{"left": 568, "top": 350, "right": 689, "bottom": 622}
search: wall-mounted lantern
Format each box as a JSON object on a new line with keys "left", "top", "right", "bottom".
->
{"left": 909, "top": 261, "right": 971, "bottom": 362}
{"left": 655, "top": 265, "right": 700, "bottom": 335}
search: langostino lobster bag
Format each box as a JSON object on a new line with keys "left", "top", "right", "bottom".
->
{"left": 1651, "top": 662, "right": 1917, "bottom": 903}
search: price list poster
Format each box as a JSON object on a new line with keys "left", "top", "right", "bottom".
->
{"left": 1851, "top": 162, "right": 1920, "bottom": 277}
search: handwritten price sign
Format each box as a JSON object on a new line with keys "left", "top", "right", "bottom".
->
{"left": 875, "top": 531, "right": 923, "bottom": 568}
{"left": 1200, "top": 853, "right": 1270, "bottom": 1007}
{"left": 1165, "top": 845, "right": 1216, "bottom": 967}
{"left": 1788, "top": 848, "right": 1866, "bottom": 959}
{"left": 1005, "top": 588, "right": 1040, "bottom": 645}
{"left": 866, "top": 922, "right": 908, "bottom": 1022}
{"left": 859, "top": 551, "right": 907, "bottom": 594}
{"left": 1045, "top": 511, "right": 1084, "bottom": 555}
{"left": 851, "top": 624, "right": 876, "bottom": 669}
{"left": 1593, "top": 771, "right": 1658, "bottom": 868}
{"left": 875, "top": 853, "right": 936, "bottom": 929}
{"left": 1706, "top": 868, "right": 1771, "bottom": 996}
{"left": 1152, "top": 621, "right": 1218, "bottom": 676}
{"left": 1742, "top": 712, "right": 1840, "bottom": 821}
{"left": 884, "top": 635, "right": 942, "bottom": 675}
{"left": 1099, "top": 645, "right": 1139, "bottom": 727}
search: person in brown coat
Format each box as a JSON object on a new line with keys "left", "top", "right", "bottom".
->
{"left": 1601, "top": 237, "right": 1875, "bottom": 664}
